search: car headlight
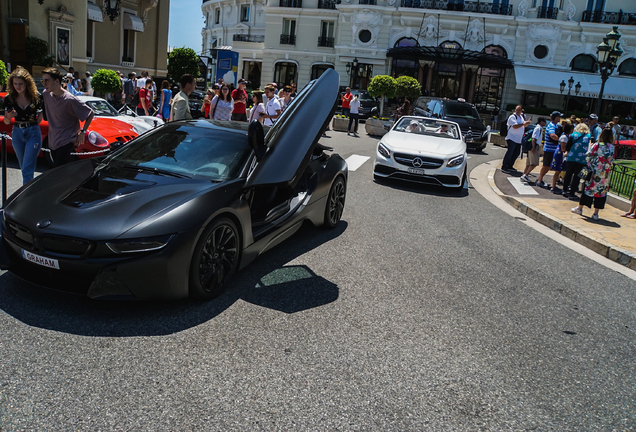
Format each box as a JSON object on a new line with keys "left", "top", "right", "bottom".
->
{"left": 106, "top": 234, "right": 174, "bottom": 254}
{"left": 447, "top": 155, "right": 465, "bottom": 167}
{"left": 378, "top": 142, "right": 391, "bottom": 158}
{"left": 87, "top": 131, "right": 109, "bottom": 147}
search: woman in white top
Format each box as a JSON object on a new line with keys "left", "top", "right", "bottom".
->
{"left": 347, "top": 94, "right": 361, "bottom": 135}
{"left": 248, "top": 90, "right": 265, "bottom": 123}
{"left": 209, "top": 84, "right": 234, "bottom": 120}
{"left": 278, "top": 85, "right": 293, "bottom": 112}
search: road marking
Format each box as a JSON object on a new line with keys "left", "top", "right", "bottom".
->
{"left": 490, "top": 147, "right": 504, "bottom": 150}
{"left": 507, "top": 177, "right": 539, "bottom": 195}
{"left": 345, "top": 155, "right": 370, "bottom": 172}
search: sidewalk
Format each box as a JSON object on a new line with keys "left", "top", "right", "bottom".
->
{"left": 487, "top": 156, "right": 636, "bottom": 270}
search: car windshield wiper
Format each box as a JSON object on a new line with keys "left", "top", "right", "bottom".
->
{"left": 122, "top": 164, "right": 191, "bottom": 179}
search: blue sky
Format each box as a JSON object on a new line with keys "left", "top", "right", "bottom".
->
{"left": 168, "top": 0, "right": 205, "bottom": 53}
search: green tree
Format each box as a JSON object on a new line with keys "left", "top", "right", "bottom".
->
{"left": 0, "top": 60, "right": 8, "bottom": 89}
{"left": 167, "top": 47, "right": 200, "bottom": 81}
{"left": 395, "top": 75, "right": 421, "bottom": 101}
{"left": 91, "top": 69, "right": 122, "bottom": 94}
{"left": 367, "top": 75, "right": 397, "bottom": 117}
{"left": 25, "top": 37, "right": 53, "bottom": 67}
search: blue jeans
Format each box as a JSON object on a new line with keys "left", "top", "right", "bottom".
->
{"left": 12, "top": 125, "right": 42, "bottom": 184}
{"left": 348, "top": 113, "right": 359, "bottom": 133}
{"left": 502, "top": 139, "right": 521, "bottom": 170}
{"left": 342, "top": 108, "right": 350, "bottom": 117}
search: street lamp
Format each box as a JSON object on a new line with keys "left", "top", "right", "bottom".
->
{"left": 346, "top": 57, "right": 358, "bottom": 88}
{"left": 559, "top": 76, "right": 581, "bottom": 116}
{"left": 595, "top": 26, "right": 623, "bottom": 115}
{"left": 104, "top": 0, "right": 121, "bottom": 22}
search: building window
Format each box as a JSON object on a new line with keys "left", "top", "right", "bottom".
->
{"left": 241, "top": 5, "right": 250, "bottom": 22}
{"left": 274, "top": 62, "right": 297, "bottom": 87}
{"left": 281, "top": 19, "right": 296, "bottom": 45}
{"left": 318, "top": 21, "right": 335, "bottom": 47}
{"left": 215, "top": 8, "right": 220, "bottom": 24}
{"left": 86, "top": 20, "right": 94, "bottom": 58}
{"left": 243, "top": 61, "right": 262, "bottom": 89}
{"left": 533, "top": 45, "right": 548, "bottom": 60}
{"left": 123, "top": 29, "right": 135, "bottom": 63}
{"left": 571, "top": 54, "right": 598, "bottom": 72}
{"left": 311, "top": 64, "right": 333, "bottom": 80}
{"left": 358, "top": 29, "right": 372, "bottom": 44}
{"left": 619, "top": 59, "right": 636, "bottom": 76}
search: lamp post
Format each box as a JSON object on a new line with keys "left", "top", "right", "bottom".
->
{"left": 346, "top": 57, "right": 358, "bottom": 88}
{"left": 595, "top": 26, "right": 623, "bottom": 116}
{"left": 559, "top": 76, "right": 581, "bottom": 116}
{"left": 104, "top": 0, "right": 121, "bottom": 22}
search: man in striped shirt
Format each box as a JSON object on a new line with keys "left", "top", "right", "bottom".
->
{"left": 536, "top": 111, "right": 563, "bottom": 189}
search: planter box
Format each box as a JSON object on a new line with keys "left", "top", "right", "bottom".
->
{"left": 365, "top": 118, "right": 389, "bottom": 137}
{"left": 332, "top": 117, "right": 349, "bottom": 132}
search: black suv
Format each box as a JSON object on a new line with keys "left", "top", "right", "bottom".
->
{"left": 413, "top": 97, "right": 490, "bottom": 151}
{"left": 336, "top": 88, "right": 379, "bottom": 120}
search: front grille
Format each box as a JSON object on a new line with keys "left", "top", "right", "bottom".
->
{"left": 40, "top": 236, "right": 93, "bottom": 257}
{"left": 394, "top": 153, "right": 444, "bottom": 169}
{"left": 6, "top": 220, "right": 34, "bottom": 249}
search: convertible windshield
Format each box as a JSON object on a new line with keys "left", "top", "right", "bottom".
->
{"left": 444, "top": 102, "right": 480, "bottom": 120}
{"left": 107, "top": 123, "right": 252, "bottom": 181}
{"left": 85, "top": 100, "right": 120, "bottom": 116}
{"left": 393, "top": 117, "right": 460, "bottom": 140}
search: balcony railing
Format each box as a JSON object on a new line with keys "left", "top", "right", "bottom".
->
{"left": 279, "top": 0, "right": 302, "bottom": 7}
{"left": 317, "top": 36, "right": 335, "bottom": 47}
{"left": 537, "top": 6, "right": 559, "bottom": 19}
{"left": 233, "top": 34, "right": 265, "bottom": 43}
{"left": 359, "top": 0, "right": 377, "bottom": 5}
{"left": 280, "top": 34, "right": 296, "bottom": 44}
{"left": 581, "top": 10, "right": 636, "bottom": 26}
{"left": 399, "top": 0, "right": 512, "bottom": 15}
{"left": 318, "top": 0, "right": 338, "bottom": 9}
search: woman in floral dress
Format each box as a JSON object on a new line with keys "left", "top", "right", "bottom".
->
{"left": 562, "top": 122, "right": 591, "bottom": 198}
{"left": 571, "top": 127, "right": 615, "bottom": 221}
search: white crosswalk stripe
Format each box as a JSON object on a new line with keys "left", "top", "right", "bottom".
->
{"left": 507, "top": 177, "right": 539, "bottom": 195}
{"left": 345, "top": 155, "right": 370, "bottom": 172}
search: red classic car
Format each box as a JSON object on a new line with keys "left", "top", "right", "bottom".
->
{"left": 0, "top": 92, "right": 142, "bottom": 165}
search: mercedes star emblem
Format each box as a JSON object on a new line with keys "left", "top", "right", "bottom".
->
{"left": 413, "top": 157, "right": 424, "bottom": 168}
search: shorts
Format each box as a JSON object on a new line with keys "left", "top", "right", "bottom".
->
{"left": 542, "top": 150, "right": 555, "bottom": 167}
{"left": 580, "top": 193, "right": 606, "bottom": 209}
{"left": 526, "top": 147, "right": 540, "bottom": 166}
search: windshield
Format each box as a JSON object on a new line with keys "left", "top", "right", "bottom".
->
{"left": 86, "top": 100, "right": 120, "bottom": 117}
{"left": 357, "top": 91, "right": 374, "bottom": 101}
{"left": 393, "top": 117, "right": 460, "bottom": 140}
{"left": 444, "top": 102, "right": 480, "bottom": 120}
{"left": 107, "top": 122, "right": 252, "bottom": 181}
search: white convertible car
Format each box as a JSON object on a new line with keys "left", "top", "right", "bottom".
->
{"left": 373, "top": 116, "right": 467, "bottom": 191}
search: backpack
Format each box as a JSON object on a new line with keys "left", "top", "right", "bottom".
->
{"left": 521, "top": 125, "right": 535, "bottom": 152}
{"left": 131, "top": 88, "right": 140, "bottom": 107}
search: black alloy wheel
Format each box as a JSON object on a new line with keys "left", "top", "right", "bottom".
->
{"left": 324, "top": 176, "right": 346, "bottom": 228}
{"left": 189, "top": 217, "right": 240, "bottom": 300}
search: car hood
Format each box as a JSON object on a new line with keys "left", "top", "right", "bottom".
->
{"left": 4, "top": 160, "right": 215, "bottom": 241}
{"left": 108, "top": 115, "right": 158, "bottom": 133}
{"left": 88, "top": 117, "right": 139, "bottom": 140}
{"left": 383, "top": 131, "right": 465, "bottom": 157}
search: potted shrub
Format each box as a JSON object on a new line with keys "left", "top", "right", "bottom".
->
{"left": 25, "top": 37, "right": 53, "bottom": 78}
{"left": 0, "top": 60, "right": 7, "bottom": 91}
{"left": 332, "top": 114, "right": 349, "bottom": 132}
{"left": 91, "top": 69, "right": 122, "bottom": 99}
{"left": 366, "top": 75, "right": 397, "bottom": 137}
{"left": 395, "top": 76, "right": 421, "bottom": 112}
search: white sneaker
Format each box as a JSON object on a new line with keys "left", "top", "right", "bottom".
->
{"left": 520, "top": 174, "right": 530, "bottom": 183}
{"left": 571, "top": 207, "right": 582, "bottom": 215}
{"left": 592, "top": 214, "right": 599, "bottom": 221}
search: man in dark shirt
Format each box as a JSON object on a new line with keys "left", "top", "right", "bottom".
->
{"left": 41, "top": 67, "right": 94, "bottom": 167}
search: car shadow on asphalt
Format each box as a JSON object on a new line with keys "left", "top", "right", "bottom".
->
{"left": 0, "top": 221, "right": 347, "bottom": 337}
{"left": 374, "top": 177, "right": 470, "bottom": 198}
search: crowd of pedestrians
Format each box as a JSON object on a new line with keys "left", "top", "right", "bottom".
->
{"left": 501, "top": 105, "right": 635, "bottom": 222}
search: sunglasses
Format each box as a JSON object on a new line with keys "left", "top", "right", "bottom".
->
{"left": 222, "top": 88, "right": 229, "bottom": 91}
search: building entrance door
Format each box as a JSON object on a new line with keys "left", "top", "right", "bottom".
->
{"left": 433, "top": 63, "right": 461, "bottom": 99}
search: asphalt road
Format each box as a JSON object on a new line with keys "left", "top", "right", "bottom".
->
{"left": 0, "top": 132, "right": 635, "bottom": 430}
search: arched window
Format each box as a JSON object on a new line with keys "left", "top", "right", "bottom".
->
{"left": 273, "top": 62, "right": 297, "bottom": 88}
{"left": 618, "top": 58, "right": 636, "bottom": 76}
{"left": 394, "top": 37, "right": 419, "bottom": 48}
{"left": 570, "top": 54, "right": 598, "bottom": 73}
{"left": 311, "top": 64, "right": 334, "bottom": 80}
{"left": 474, "top": 45, "right": 508, "bottom": 114}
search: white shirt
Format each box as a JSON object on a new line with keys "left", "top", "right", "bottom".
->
{"left": 136, "top": 77, "right": 147, "bottom": 89}
{"left": 532, "top": 124, "right": 543, "bottom": 143}
{"left": 349, "top": 99, "right": 361, "bottom": 115}
{"left": 505, "top": 113, "right": 526, "bottom": 144}
{"left": 249, "top": 103, "right": 265, "bottom": 123}
{"left": 264, "top": 97, "right": 281, "bottom": 126}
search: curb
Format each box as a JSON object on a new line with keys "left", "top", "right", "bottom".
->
{"left": 487, "top": 167, "right": 636, "bottom": 271}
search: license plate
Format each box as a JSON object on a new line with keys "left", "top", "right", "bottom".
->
{"left": 22, "top": 250, "right": 59, "bottom": 270}
{"left": 407, "top": 168, "right": 426, "bottom": 175}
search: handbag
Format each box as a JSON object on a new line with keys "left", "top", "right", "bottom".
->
{"left": 577, "top": 167, "right": 592, "bottom": 181}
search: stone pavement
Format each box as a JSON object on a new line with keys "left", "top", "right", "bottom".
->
{"left": 487, "top": 156, "right": 636, "bottom": 270}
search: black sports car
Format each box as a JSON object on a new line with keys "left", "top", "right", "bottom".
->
{"left": 0, "top": 69, "right": 347, "bottom": 300}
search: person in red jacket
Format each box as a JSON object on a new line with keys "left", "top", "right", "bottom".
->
{"left": 231, "top": 79, "right": 249, "bottom": 121}
{"left": 341, "top": 87, "right": 353, "bottom": 117}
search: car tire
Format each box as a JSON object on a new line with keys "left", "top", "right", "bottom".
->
{"left": 323, "top": 176, "right": 346, "bottom": 229}
{"left": 189, "top": 217, "right": 240, "bottom": 300}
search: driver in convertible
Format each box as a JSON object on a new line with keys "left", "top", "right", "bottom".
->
{"left": 436, "top": 123, "right": 454, "bottom": 136}
{"left": 406, "top": 120, "right": 422, "bottom": 134}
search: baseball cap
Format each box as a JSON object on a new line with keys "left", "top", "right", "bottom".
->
{"left": 589, "top": 113, "right": 598, "bottom": 119}
{"left": 550, "top": 111, "right": 563, "bottom": 118}
{"left": 238, "top": 78, "right": 247, "bottom": 84}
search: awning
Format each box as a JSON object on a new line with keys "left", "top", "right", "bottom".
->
{"left": 386, "top": 46, "right": 513, "bottom": 69}
{"left": 514, "top": 66, "right": 636, "bottom": 103}
{"left": 87, "top": 2, "right": 103, "bottom": 22}
{"left": 123, "top": 13, "right": 144, "bottom": 32}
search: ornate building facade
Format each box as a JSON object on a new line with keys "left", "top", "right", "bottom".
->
{"left": 203, "top": 0, "right": 636, "bottom": 116}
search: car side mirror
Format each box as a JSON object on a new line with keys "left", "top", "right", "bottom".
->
{"left": 248, "top": 120, "right": 266, "bottom": 161}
